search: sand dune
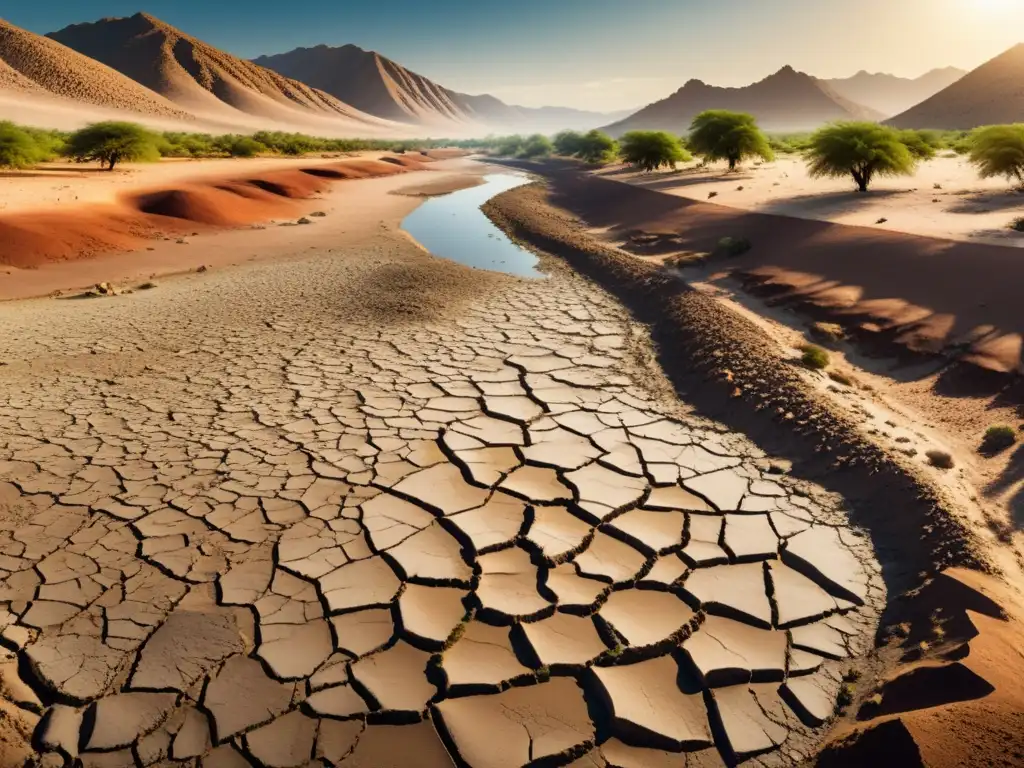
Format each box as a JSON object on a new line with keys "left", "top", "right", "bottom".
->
{"left": 822, "top": 68, "right": 966, "bottom": 119}
{"left": 888, "top": 44, "right": 1024, "bottom": 130}
{"left": 46, "top": 13, "right": 404, "bottom": 135}
{"left": 603, "top": 66, "right": 883, "bottom": 137}
{"left": 0, "top": 18, "right": 191, "bottom": 120}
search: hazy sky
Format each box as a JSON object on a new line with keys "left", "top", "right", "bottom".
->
{"left": 9, "top": 0, "right": 1024, "bottom": 111}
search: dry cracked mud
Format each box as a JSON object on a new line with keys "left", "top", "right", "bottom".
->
{"left": 0, "top": 235, "right": 882, "bottom": 767}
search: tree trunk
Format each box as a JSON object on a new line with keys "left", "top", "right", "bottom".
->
{"left": 728, "top": 157, "right": 737, "bottom": 171}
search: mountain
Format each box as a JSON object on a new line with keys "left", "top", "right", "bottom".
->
{"left": 823, "top": 67, "right": 966, "bottom": 118}
{"left": 47, "top": 14, "right": 397, "bottom": 133}
{"left": 601, "top": 66, "right": 884, "bottom": 137}
{"left": 254, "top": 43, "right": 624, "bottom": 133}
{"left": 0, "top": 18, "right": 189, "bottom": 120}
{"left": 887, "top": 45, "right": 1024, "bottom": 130}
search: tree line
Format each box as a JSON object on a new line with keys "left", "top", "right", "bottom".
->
{"left": 0, "top": 121, "right": 486, "bottom": 171}
{"left": 490, "top": 114, "right": 1024, "bottom": 192}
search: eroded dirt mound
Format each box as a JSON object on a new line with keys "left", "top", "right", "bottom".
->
{"left": 0, "top": 18, "right": 190, "bottom": 119}
{"left": 0, "top": 158, "right": 412, "bottom": 268}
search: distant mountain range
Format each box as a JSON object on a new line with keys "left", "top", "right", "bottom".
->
{"left": 0, "top": 11, "right": 1015, "bottom": 138}
{"left": 822, "top": 68, "right": 967, "bottom": 119}
{"left": 601, "top": 66, "right": 884, "bottom": 137}
{"left": 252, "top": 44, "right": 629, "bottom": 134}
{"left": 887, "top": 45, "right": 1024, "bottom": 130}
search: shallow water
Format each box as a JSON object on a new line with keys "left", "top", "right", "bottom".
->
{"left": 401, "top": 172, "right": 546, "bottom": 278}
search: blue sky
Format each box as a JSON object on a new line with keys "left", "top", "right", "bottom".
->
{"left": 8, "top": 0, "right": 1024, "bottom": 111}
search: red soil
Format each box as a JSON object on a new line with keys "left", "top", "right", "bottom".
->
{"left": 0, "top": 156, "right": 430, "bottom": 269}
{"left": 544, "top": 173, "right": 1024, "bottom": 376}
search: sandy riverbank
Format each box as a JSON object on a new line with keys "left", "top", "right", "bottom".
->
{"left": 599, "top": 155, "right": 1024, "bottom": 247}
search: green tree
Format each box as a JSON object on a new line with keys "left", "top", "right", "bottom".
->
{"left": 805, "top": 122, "right": 916, "bottom": 192}
{"left": 0, "top": 121, "right": 44, "bottom": 169}
{"left": 576, "top": 130, "right": 618, "bottom": 164}
{"left": 553, "top": 130, "right": 586, "bottom": 157}
{"left": 495, "top": 135, "right": 525, "bottom": 157}
{"left": 65, "top": 122, "right": 161, "bottom": 170}
{"left": 898, "top": 129, "right": 940, "bottom": 161}
{"left": 619, "top": 131, "right": 690, "bottom": 172}
{"left": 688, "top": 110, "right": 774, "bottom": 171}
{"left": 213, "top": 134, "right": 265, "bottom": 158}
{"left": 967, "top": 124, "right": 1024, "bottom": 188}
{"left": 519, "top": 134, "right": 553, "bottom": 159}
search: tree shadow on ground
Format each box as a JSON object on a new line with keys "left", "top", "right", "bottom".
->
{"left": 983, "top": 441, "right": 1024, "bottom": 529}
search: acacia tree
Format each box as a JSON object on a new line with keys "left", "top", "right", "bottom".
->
{"left": 688, "top": 110, "right": 774, "bottom": 171}
{"left": 65, "top": 122, "right": 161, "bottom": 170}
{"left": 619, "top": 131, "right": 690, "bottom": 172}
{"left": 805, "top": 122, "right": 916, "bottom": 192}
{"left": 967, "top": 124, "right": 1024, "bottom": 188}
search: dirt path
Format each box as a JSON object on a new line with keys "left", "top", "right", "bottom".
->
{"left": 0, "top": 167, "right": 882, "bottom": 766}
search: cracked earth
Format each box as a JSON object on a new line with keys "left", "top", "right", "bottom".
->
{"left": 0, "top": 216, "right": 882, "bottom": 767}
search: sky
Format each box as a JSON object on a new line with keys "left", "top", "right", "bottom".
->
{"left": 9, "top": 0, "right": 1024, "bottom": 112}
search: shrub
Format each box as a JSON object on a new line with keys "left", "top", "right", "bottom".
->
{"left": 805, "top": 122, "right": 917, "bottom": 192}
{"left": 494, "top": 135, "right": 525, "bottom": 157}
{"left": 619, "top": 130, "right": 691, "bottom": 172}
{"left": 222, "top": 136, "right": 265, "bottom": 158}
{"left": 713, "top": 236, "right": 752, "bottom": 257}
{"left": 811, "top": 321, "right": 845, "bottom": 342}
{"left": 982, "top": 425, "right": 1017, "bottom": 451}
{"left": 828, "top": 370, "right": 853, "bottom": 386}
{"left": 926, "top": 450, "right": 955, "bottom": 469}
{"left": 553, "top": 130, "right": 586, "bottom": 157}
{"left": 0, "top": 121, "right": 44, "bottom": 169}
{"left": 65, "top": 122, "right": 161, "bottom": 170}
{"left": 576, "top": 130, "right": 618, "bottom": 164}
{"left": 518, "top": 134, "right": 553, "bottom": 159}
{"left": 800, "top": 344, "right": 830, "bottom": 370}
{"left": 968, "top": 124, "right": 1024, "bottom": 188}
{"left": 1009, "top": 217, "right": 1024, "bottom": 232}
{"left": 688, "top": 110, "right": 774, "bottom": 170}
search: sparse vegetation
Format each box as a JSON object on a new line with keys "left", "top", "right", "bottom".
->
{"left": 926, "top": 449, "right": 955, "bottom": 469}
{"left": 805, "top": 122, "right": 917, "bottom": 192}
{"left": 811, "top": 321, "right": 845, "bottom": 342}
{"left": 800, "top": 344, "right": 830, "bottom": 370}
{"left": 828, "top": 370, "right": 853, "bottom": 386}
{"left": 966, "top": 124, "right": 1024, "bottom": 188}
{"left": 688, "top": 110, "right": 774, "bottom": 171}
{"left": 713, "top": 236, "right": 752, "bottom": 257}
{"left": 619, "top": 130, "right": 691, "bottom": 172}
{"left": 982, "top": 425, "right": 1018, "bottom": 452}
{"left": 1011, "top": 217, "right": 1024, "bottom": 232}
{"left": 767, "top": 132, "right": 812, "bottom": 155}
{"left": 65, "top": 121, "right": 163, "bottom": 170}
{"left": 898, "top": 129, "right": 942, "bottom": 161}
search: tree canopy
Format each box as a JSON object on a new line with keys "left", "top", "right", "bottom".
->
{"left": 0, "top": 121, "right": 44, "bottom": 169}
{"left": 619, "top": 131, "right": 690, "bottom": 172}
{"left": 897, "top": 129, "right": 941, "bottom": 161}
{"left": 688, "top": 110, "right": 774, "bottom": 170}
{"left": 805, "top": 122, "right": 916, "bottom": 192}
{"left": 577, "top": 130, "right": 618, "bottom": 164}
{"left": 966, "top": 124, "right": 1024, "bottom": 188}
{"left": 65, "top": 122, "right": 162, "bottom": 170}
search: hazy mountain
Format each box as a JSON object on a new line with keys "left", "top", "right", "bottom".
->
{"left": 254, "top": 43, "right": 626, "bottom": 134}
{"left": 47, "top": 14, "right": 394, "bottom": 131}
{"left": 602, "top": 66, "right": 884, "bottom": 137}
{"left": 823, "top": 67, "right": 967, "bottom": 118}
{"left": 887, "top": 45, "right": 1024, "bottom": 130}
